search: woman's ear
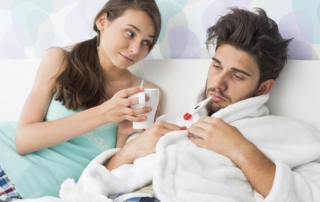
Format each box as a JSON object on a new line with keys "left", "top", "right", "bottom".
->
{"left": 257, "top": 79, "right": 275, "bottom": 95}
{"left": 95, "top": 12, "right": 108, "bottom": 31}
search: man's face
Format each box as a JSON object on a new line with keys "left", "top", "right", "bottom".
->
{"left": 205, "top": 44, "right": 261, "bottom": 115}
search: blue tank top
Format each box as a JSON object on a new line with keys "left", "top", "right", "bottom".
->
{"left": 0, "top": 98, "right": 117, "bottom": 198}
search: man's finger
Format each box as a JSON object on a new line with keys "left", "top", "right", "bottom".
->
{"left": 189, "top": 134, "right": 204, "bottom": 147}
{"left": 187, "top": 125, "right": 206, "bottom": 139}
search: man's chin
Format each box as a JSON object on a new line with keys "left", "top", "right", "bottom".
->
{"left": 207, "top": 104, "right": 223, "bottom": 116}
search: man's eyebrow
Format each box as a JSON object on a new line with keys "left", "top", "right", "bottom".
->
{"left": 127, "top": 24, "right": 155, "bottom": 39}
{"left": 212, "top": 57, "right": 221, "bottom": 64}
{"left": 212, "top": 57, "right": 252, "bottom": 77}
{"left": 230, "top": 67, "right": 252, "bottom": 77}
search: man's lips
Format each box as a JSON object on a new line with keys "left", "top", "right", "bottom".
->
{"left": 210, "top": 94, "right": 225, "bottom": 102}
{"left": 120, "top": 53, "right": 134, "bottom": 63}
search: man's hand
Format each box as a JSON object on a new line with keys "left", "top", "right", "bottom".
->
{"left": 105, "top": 121, "right": 186, "bottom": 170}
{"left": 116, "top": 120, "right": 144, "bottom": 148}
{"left": 187, "top": 116, "right": 275, "bottom": 197}
{"left": 187, "top": 117, "right": 247, "bottom": 158}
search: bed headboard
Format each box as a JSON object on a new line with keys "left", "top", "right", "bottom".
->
{"left": 1, "top": 59, "right": 319, "bottom": 133}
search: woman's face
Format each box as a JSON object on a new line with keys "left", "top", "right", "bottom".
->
{"left": 96, "top": 9, "right": 155, "bottom": 70}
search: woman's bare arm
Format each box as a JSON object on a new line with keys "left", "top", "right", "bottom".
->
{"left": 15, "top": 48, "right": 149, "bottom": 155}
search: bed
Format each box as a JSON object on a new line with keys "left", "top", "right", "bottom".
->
{"left": 0, "top": 59, "right": 319, "bottom": 202}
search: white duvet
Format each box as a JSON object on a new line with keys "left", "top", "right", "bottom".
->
{"left": 21, "top": 94, "right": 320, "bottom": 202}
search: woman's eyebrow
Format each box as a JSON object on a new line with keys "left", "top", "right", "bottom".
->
{"left": 126, "top": 24, "right": 155, "bottom": 39}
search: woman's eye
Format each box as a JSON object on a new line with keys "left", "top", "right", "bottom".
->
{"left": 142, "top": 40, "right": 151, "bottom": 47}
{"left": 126, "top": 30, "right": 134, "bottom": 37}
{"left": 214, "top": 65, "right": 220, "bottom": 69}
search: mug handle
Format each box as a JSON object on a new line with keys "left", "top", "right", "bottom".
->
{"left": 138, "top": 92, "right": 146, "bottom": 106}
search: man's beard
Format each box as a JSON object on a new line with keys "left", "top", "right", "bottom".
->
{"left": 206, "top": 100, "right": 222, "bottom": 116}
{"left": 205, "top": 87, "right": 259, "bottom": 116}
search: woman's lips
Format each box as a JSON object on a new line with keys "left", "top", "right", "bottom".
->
{"left": 120, "top": 53, "right": 134, "bottom": 63}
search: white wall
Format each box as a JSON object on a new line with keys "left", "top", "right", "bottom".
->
{"left": 0, "top": 0, "right": 319, "bottom": 60}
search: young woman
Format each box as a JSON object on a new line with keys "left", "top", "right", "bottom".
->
{"left": 0, "top": 0, "right": 161, "bottom": 200}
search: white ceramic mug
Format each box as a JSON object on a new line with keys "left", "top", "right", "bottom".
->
{"left": 129, "top": 88, "right": 159, "bottom": 129}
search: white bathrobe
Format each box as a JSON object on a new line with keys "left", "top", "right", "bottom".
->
{"left": 22, "top": 94, "right": 320, "bottom": 202}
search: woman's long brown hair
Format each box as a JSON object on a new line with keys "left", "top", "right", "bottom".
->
{"left": 53, "top": 0, "right": 161, "bottom": 110}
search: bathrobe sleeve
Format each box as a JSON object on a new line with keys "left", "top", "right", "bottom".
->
{"left": 73, "top": 148, "right": 155, "bottom": 198}
{"left": 263, "top": 160, "right": 320, "bottom": 202}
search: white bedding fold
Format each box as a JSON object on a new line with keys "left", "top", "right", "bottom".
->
{"left": 20, "top": 93, "right": 320, "bottom": 202}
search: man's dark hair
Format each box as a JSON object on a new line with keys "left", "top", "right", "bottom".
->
{"left": 206, "top": 7, "right": 293, "bottom": 85}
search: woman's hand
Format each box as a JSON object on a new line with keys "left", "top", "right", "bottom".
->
{"left": 116, "top": 102, "right": 161, "bottom": 148}
{"left": 100, "top": 86, "right": 151, "bottom": 123}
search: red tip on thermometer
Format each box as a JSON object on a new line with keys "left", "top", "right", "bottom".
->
{"left": 183, "top": 96, "right": 213, "bottom": 120}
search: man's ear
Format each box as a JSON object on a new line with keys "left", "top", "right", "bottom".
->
{"left": 95, "top": 12, "right": 108, "bottom": 31}
{"left": 257, "top": 79, "right": 274, "bottom": 95}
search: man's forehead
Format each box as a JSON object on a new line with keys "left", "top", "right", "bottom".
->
{"left": 212, "top": 45, "right": 259, "bottom": 75}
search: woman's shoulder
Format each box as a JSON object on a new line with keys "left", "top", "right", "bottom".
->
{"left": 38, "top": 47, "right": 68, "bottom": 76}
{"left": 142, "top": 79, "right": 158, "bottom": 89}
{"left": 44, "top": 47, "right": 67, "bottom": 58}
{"left": 127, "top": 72, "right": 160, "bottom": 90}
{"left": 43, "top": 47, "right": 67, "bottom": 65}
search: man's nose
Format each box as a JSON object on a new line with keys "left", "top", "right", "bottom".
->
{"left": 213, "top": 73, "right": 227, "bottom": 91}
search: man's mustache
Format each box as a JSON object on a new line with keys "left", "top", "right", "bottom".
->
{"left": 206, "top": 88, "right": 227, "bottom": 100}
